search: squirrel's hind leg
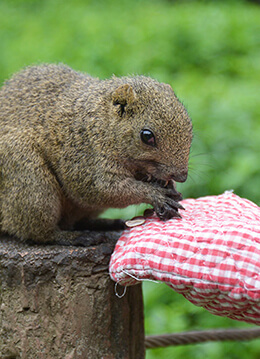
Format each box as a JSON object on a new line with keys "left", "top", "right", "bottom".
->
{"left": 46, "top": 229, "right": 121, "bottom": 250}
{"left": 0, "top": 140, "right": 64, "bottom": 243}
{"left": 73, "top": 218, "right": 125, "bottom": 231}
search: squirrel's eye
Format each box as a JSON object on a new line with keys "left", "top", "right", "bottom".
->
{"left": 140, "top": 129, "right": 156, "bottom": 147}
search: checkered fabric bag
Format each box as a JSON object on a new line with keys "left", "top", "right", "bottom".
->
{"left": 109, "top": 192, "right": 260, "bottom": 325}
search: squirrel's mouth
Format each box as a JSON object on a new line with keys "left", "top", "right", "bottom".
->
{"left": 134, "top": 171, "right": 183, "bottom": 202}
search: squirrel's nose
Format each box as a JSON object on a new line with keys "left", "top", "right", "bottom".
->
{"left": 170, "top": 170, "right": 188, "bottom": 183}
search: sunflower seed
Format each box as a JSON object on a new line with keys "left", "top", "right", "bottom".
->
{"left": 125, "top": 217, "right": 146, "bottom": 228}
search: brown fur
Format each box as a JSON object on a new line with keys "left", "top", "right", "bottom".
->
{"left": 0, "top": 64, "right": 192, "bottom": 245}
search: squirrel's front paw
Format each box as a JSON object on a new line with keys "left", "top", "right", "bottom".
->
{"left": 163, "top": 180, "right": 183, "bottom": 202}
{"left": 152, "top": 183, "right": 184, "bottom": 220}
{"left": 153, "top": 197, "right": 184, "bottom": 220}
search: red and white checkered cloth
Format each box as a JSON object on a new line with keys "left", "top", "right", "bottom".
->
{"left": 109, "top": 192, "right": 260, "bottom": 325}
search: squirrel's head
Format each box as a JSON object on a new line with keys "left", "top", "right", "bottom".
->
{"left": 109, "top": 77, "right": 193, "bottom": 185}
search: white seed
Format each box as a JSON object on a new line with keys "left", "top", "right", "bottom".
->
{"left": 125, "top": 217, "right": 146, "bottom": 228}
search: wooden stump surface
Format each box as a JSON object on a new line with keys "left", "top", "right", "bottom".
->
{"left": 0, "top": 235, "right": 145, "bottom": 359}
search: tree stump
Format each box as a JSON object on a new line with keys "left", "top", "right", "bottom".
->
{"left": 0, "top": 235, "right": 145, "bottom": 359}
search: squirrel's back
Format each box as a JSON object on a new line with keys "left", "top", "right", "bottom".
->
{"left": 0, "top": 64, "right": 98, "bottom": 130}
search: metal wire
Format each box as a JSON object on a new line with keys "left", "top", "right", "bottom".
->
{"left": 145, "top": 328, "right": 260, "bottom": 349}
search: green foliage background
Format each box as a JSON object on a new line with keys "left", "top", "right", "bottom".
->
{"left": 0, "top": 0, "right": 259, "bottom": 357}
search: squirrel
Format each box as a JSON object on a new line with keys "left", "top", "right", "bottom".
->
{"left": 0, "top": 64, "right": 192, "bottom": 246}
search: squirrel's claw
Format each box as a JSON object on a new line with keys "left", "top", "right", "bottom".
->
{"left": 153, "top": 197, "right": 184, "bottom": 221}
{"left": 155, "top": 203, "right": 182, "bottom": 221}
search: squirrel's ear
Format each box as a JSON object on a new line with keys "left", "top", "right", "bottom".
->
{"left": 112, "top": 84, "right": 136, "bottom": 116}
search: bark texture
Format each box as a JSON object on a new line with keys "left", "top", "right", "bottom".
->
{"left": 0, "top": 236, "right": 144, "bottom": 359}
